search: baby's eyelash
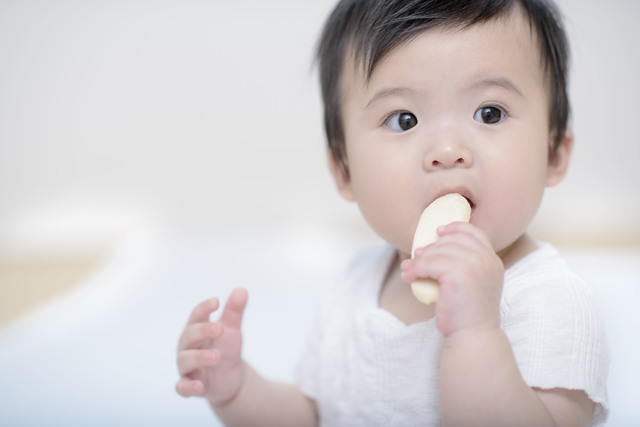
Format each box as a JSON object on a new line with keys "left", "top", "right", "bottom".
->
{"left": 482, "top": 103, "right": 509, "bottom": 114}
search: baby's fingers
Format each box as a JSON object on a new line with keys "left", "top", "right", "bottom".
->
{"left": 219, "top": 288, "right": 248, "bottom": 330}
{"left": 437, "top": 221, "right": 493, "bottom": 251}
{"left": 178, "top": 322, "right": 223, "bottom": 352}
{"left": 175, "top": 377, "right": 204, "bottom": 398}
{"left": 177, "top": 349, "right": 221, "bottom": 376}
{"left": 187, "top": 297, "right": 220, "bottom": 325}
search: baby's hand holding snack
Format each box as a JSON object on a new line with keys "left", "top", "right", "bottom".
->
{"left": 402, "top": 194, "right": 503, "bottom": 337}
{"left": 430, "top": 221, "right": 504, "bottom": 337}
{"left": 410, "top": 193, "right": 471, "bottom": 304}
{"left": 176, "top": 288, "right": 248, "bottom": 405}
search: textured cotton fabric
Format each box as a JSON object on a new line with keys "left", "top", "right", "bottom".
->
{"left": 297, "top": 243, "right": 609, "bottom": 426}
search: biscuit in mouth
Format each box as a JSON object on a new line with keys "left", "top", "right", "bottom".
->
{"left": 411, "top": 193, "right": 471, "bottom": 304}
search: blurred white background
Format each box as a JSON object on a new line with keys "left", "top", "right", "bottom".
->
{"left": 0, "top": 0, "right": 639, "bottom": 426}
{"left": 0, "top": 0, "right": 638, "bottom": 255}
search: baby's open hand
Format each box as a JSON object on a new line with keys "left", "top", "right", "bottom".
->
{"left": 176, "top": 288, "right": 248, "bottom": 405}
{"left": 401, "top": 222, "right": 504, "bottom": 337}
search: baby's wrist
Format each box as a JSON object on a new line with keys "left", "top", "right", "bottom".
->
{"left": 209, "top": 361, "right": 247, "bottom": 410}
{"left": 442, "top": 320, "right": 502, "bottom": 348}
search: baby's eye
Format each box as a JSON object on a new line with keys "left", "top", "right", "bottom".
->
{"left": 384, "top": 111, "right": 418, "bottom": 131}
{"left": 473, "top": 106, "right": 505, "bottom": 124}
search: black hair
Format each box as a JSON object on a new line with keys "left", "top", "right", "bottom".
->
{"left": 316, "top": 0, "right": 570, "bottom": 175}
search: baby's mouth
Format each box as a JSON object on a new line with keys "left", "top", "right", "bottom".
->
{"left": 463, "top": 195, "right": 475, "bottom": 210}
{"left": 463, "top": 196, "right": 476, "bottom": 221}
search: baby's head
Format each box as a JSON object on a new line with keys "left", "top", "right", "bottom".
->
{"left": 315, "top": 0, "right": 575, "bottom": 257}
{"left": 317, "top": 0, "right": 570, "bottom": 177}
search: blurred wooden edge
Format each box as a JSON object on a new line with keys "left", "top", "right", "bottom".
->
{"left": 0, "top": 253, "right": 105, "bottom": 327}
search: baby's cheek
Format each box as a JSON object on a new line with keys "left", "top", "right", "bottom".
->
{"left": 359, "top": 201, "right": 414, "bottom": 253}
{"left": 483, "top": 186, "right": 545, "bottom": 251}
{"left": 502, "top": 217, "right": 533, "bottom": 254}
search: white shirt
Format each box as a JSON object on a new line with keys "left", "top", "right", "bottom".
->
{"left": 297, "top": 243, "right": 609, "bottom": 426}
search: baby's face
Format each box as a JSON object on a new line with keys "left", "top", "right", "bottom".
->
{"left": 333, "top": 8, "right": 570, "bottom": 257}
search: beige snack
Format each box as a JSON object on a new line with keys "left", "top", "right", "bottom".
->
{"left": 411, "top": 193, "right": 471, "bottom": 304}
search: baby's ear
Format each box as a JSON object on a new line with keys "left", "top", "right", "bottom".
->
{"left": 328, "top": 150, "right": 355, "bottom": 201}
{"left": 546, "top": 128, "right": 574, "bottom": 187}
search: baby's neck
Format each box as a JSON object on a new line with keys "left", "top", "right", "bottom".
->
{"left": 498, "top": 234, "right": 539, "bottom": 270}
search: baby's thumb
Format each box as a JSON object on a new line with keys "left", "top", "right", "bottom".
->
{"left": 219, "top": 287, "right": 248, "bottom": 329}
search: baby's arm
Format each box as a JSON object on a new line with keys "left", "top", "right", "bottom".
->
{"left": 440, "top": 324, "right": 593, "bottom": 426}
{"left": 402, "top": 224, "right": 594, "bottom": 425}
{"left": 176, "top": 288, "right": 317, "bottom": 427}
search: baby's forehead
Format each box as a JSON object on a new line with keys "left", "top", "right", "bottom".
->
{"left": 348, "top": 4, "right": 541, "bottom": 82}
{"left": 338, "top": 9, "right": 549, "bottom": 106}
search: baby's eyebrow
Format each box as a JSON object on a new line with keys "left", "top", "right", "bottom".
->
{"left": 364, "top": 78, "right": 523, "bottom": 110}
{"left": 364, "top": 86, "right": 415, "bottom": 110}
{"left": 472, "top": 77, "right": 524, "bottom": 97}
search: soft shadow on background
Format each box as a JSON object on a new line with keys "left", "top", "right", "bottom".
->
{"left": 1, "top": 0, "right": 638, "bottom": 426}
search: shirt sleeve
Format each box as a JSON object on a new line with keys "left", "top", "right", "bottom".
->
{"left": 501, "top": 267, "right": 610, "bottom": 425}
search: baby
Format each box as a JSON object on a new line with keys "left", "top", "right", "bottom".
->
{"left": 176, "top": 0, "right": 609, "bottom": 425}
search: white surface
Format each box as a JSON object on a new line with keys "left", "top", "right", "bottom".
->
{"left": 0, "top": 226, "right": 367, "bottom": 426}
{"left": 0, "top": 228, "right": 638, "bottom": 426}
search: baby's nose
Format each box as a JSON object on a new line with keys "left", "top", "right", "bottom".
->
{"left": 423, "top": 142, "right": 473, "bottom": 171}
